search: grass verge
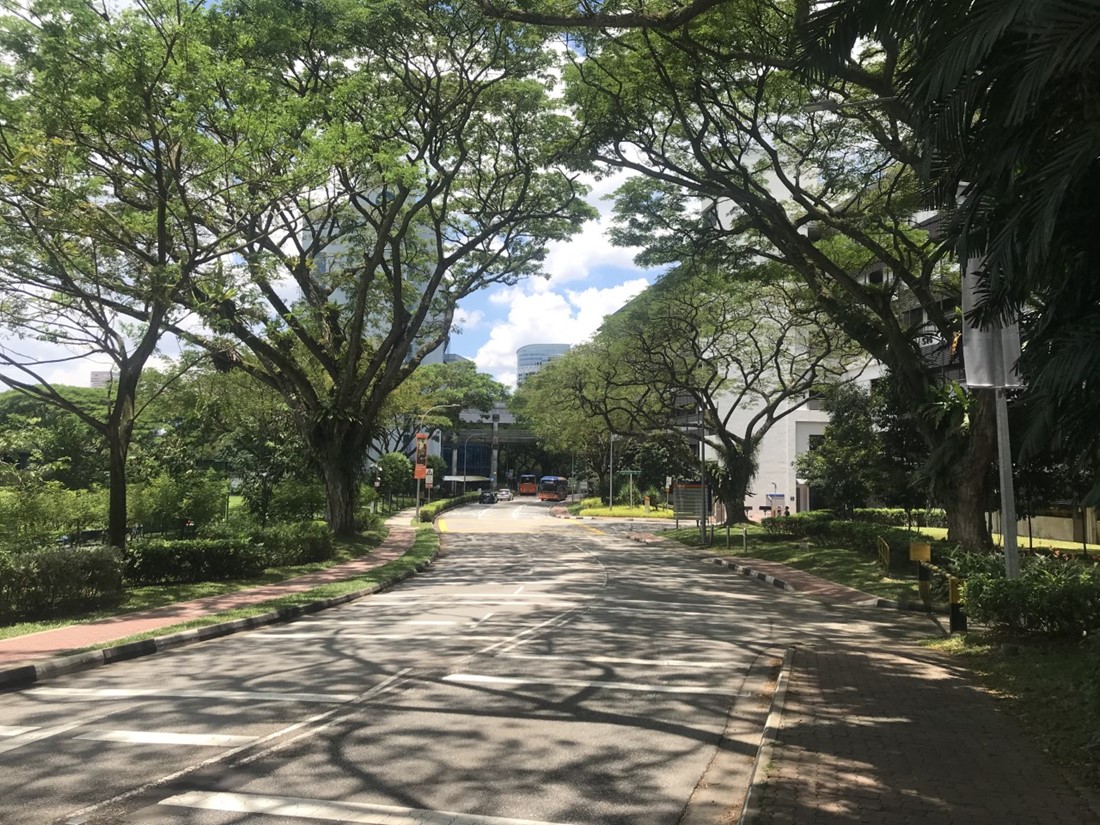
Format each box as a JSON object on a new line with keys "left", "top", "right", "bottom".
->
{"left": 925, "top": 631, "right": 1100, "bottom": 793}
{"left": 569, "top": 503, "right": 676, "bottom": 519}
{"left": 77, "top": 524, "right": 439, "bottom": 651}
{"left": 0, "top": 526, "right": 390, "bottom": 641}
{"left": 660, "top": 523, "right": 924, "bottom": 603}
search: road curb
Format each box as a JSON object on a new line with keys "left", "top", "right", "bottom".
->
{"left": 738, "top": 646, "right": 795, "bottom": 825}
{"left": 709, "top": 557, "right": 795, "bottom": 592}
{"left": 0, "top": 544, "right": 440, "bottom": 693}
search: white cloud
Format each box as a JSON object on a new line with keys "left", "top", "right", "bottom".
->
{"left": 451, "top": 306, "right": 485, "bottom": 334}
{"left": 473, "top": 277, "right": 650, "bottom": 389}
{"left": 540, "top": 169, "right": 641, "bottom": 287}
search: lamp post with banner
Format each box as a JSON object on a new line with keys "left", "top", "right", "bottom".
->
{"left": 414, "top": 404, "right": 457, "bottom": 522}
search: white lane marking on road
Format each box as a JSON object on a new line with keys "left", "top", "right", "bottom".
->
{"left": 59, "top": 669, "right": 412, "bottom": 823}
{"left": 159, "top": 790, "right": 576, "bottom": 825}
{"left": 475, "top": 609, "right": 584, "bottom": 656}
{"left": 249, "top": 632, "right": 507, "bottom": 642}
{"left": 405, "top": 620, "right": 460, "bottom": 626}
{"left": 33, "top": 687, "right": 357, "bottom": 705}
{"left": 469, "top": 612, "right": 495, "bottom": 629}
{"left": 502, "top": 653, "right": 738, "bottom": 669}
{"left": 0, "top": 725, "right": 37, "bottom": 736}
{"left": 74, "top": 730, "right": 258, "bottom": 747}
{"left": 0, "top": 706, "right": 128, "bottom": 755}
{"left": 443, "top": 673, "right": 721, "bottom": 695}
{"left": 514, "top": 586, "right": 525, "bottom": 594}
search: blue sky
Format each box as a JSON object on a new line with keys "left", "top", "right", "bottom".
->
{"left": 449, "top": 169, "right": 654, "bottom": 389}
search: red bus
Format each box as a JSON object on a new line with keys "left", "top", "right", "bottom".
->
{"left": 518, "top": 473, "right": 538, "bottom": 496}
{"left": 537, "top": 476, "right": 569, "bottom": 502}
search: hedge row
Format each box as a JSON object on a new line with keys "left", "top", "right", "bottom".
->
{"left": 254, "top": 522, "right": 335, "bottom": 566}
{"left": 0, "top": 545, "right": 123, "bottom": 621}
{"left": 1, "top": 521, "right": 341, "bottom": 622}
{"left": 949, "top": 551, "right": 1100, "bottom": 636}
{"left": 124, "top": 521, "right": 337, "bottom": 585}
{"left": 419, "top": 492, "right": 480, "bottom": 522}
{"left": 124, "top": 538, "right": 268, "bottom": 585}
{"left": 761, "top": 511, "right": 939, "bottom": 573}
{"left": 852, "top": 508, "right": 949, "bottom": 528}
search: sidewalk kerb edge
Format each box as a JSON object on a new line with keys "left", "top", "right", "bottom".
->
{"left": 738, "top": 645, "right": 795, "bottom": 825}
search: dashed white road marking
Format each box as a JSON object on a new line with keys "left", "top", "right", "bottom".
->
{"left": 74, "top": 730, "right": 257, "bottom": 747}
{"left": 32, "top": 687, "right": 357, "bottom": 705}
{"left": 251, "top": 631, "right": 507, "bottom": 641}
{"left": 0, "top": 725, "right": 37, "bottom": 737}
{"left": 57, "top": 670, "right": 412, "bottom": 824}
{"left": 0, "top": 718, "right": 107, "bottom": 755}
{"left": 502, "top": 653, "right": 737, "bottom": 669}
{"left": 469, "top": 612, "right": 495, "bottom": 628}
{"left": 443, "top": 673, "right": 720, "bottom": 695}
{"left": 159, "top": 790, "right": 576, "bottom": 825}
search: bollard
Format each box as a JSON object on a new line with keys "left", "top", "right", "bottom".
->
{"left": 918, "top": 562, "right": 931, "bottom": 608}
{"left": 949, "top": 575, "right": 967, "bottom": 633}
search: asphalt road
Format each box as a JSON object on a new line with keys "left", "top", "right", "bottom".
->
{"left": 0, "top": 499, "right": 940, "bottom": 825}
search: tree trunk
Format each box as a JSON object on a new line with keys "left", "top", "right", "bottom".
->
{"left": 308, "top": 417, "right": 368, "bottom": 537}
{"left": 718, "top": 447, "right": 755, "bottom": 525}
{"left": 106, "top": 431, "right": 129, "bottom": 549}
{"left": 941, "top": 389, "right": 997, "bottom": 550}
{"left": 322, "top": 460, "right": 359, "bottom": 536}
{"left": 105, "top": 382, "right": 137, "bottom": 550}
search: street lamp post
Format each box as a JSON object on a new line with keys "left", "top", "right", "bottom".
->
{"left": 415, "top": 404, "right": 457, "bottom": 522}
{"left": 462, "top": 432, "right": 475, "bottom": 495}
{"left": 609, "top": 433, "right": 620, "bottom": 508}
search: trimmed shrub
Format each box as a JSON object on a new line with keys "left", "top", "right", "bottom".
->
{"left": 761, "top": 512, "right": 936, "bottom": 573}
{"left": 124, "top": 537, "right": 267, "bottom": 585}
{"left": 963, "top": 555, "right": 1100, "bottom": 635}
{"left": 255, "top": 521, "right": 335, "bottom": 565}
{"left": 852, "top": 508, "right": 948, "bottom": 528}
{"left": 761, "top": 510, "right": 836, "bottom": 538}
{"left": 0, "top": 544, "right": 123, "bottom": 621}
{"left": 419, "top": 492, "right": 480, "bottom": 522}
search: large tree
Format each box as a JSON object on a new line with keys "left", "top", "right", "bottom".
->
{"left": 545, "top": 7, "right": 998, "bottom": 548}
{"left": 163, "top": 0, "right": 593, "bottom": 534}
{"left": 0, "top": 0, "right": 245, "bottom": 547}
{"left": 599, "top": 266, "right": 863, "bottom": 523}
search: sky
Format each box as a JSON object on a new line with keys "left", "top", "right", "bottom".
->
{"left": 450, "top": 169, "right": 654, "bottom": 389}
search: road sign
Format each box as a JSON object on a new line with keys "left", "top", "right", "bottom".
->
{"left": 425, "top": 469, "right": 434, "bottom": 489}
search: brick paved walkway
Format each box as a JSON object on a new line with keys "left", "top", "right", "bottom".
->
{"left": 751, "top": 644, "right": 1100, "bottom": 824}
{"left": 0, "top": 513, "right": 416, "bottom": 668}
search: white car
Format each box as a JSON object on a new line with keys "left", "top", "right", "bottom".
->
{"left": 495, "top": 489, "right": 514, "bottom": 501}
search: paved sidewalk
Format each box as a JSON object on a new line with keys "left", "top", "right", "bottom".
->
{"left": 746, "top": 643, "right": 1100, "bottom": 824}
{"left": 0, "top": 512, "right": 417, "bottom": 669}
{"left": 620, "top": 527, "right": 1100, "bottom": 823}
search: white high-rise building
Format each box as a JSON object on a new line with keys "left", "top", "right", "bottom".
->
{"left": 516, "top": 343, "right": 571, "bottom": 386}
